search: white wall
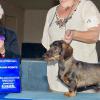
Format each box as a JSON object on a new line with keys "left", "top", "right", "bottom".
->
{"left": 24, "top": 10, "right": 48, "bottom": 43}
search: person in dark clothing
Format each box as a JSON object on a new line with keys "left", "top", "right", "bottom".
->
{"left": 0, "top": 27, "right": 20, "bottom": 58}
{"left": 0, "top": 5, "right": 20, "bottom": 58}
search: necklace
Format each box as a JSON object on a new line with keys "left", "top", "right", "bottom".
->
{"left": 55, "top": 0, "right": 80, "bottom": 28}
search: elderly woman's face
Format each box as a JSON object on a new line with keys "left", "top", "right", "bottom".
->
{"left": 59, "top": 0, "right": 75, "bottom": 8}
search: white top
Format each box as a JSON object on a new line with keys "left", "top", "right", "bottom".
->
{"left": 42, "top": 0, "right": 100, "bottom": 63}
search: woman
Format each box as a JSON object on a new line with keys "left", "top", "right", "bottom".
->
{"left": 0, "top": 4, "right": 20, "bottom": 58}
{"left": 42, "top": 0, "right": 100, "bottom": 92}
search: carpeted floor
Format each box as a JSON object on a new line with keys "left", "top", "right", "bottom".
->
{"left": 1, "top": 91, "right": 100, "bottom": 100}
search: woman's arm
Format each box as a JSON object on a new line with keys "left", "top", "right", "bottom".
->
{"left": 64, "top": 25, "right": 100, "bottom": 44}
{"left": 72, "top": 25, "right": 100, "bottom": 43}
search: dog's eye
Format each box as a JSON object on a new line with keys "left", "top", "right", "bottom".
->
{"left": 54, "top": 47, "right": 59, "bottom": 52}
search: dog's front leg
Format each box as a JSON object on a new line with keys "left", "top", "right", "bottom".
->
{"left": 64, "top": 80, "right": 77, "bottom": 97}
{"left": 64, "top": 72, "right": 77, "bottom": 97}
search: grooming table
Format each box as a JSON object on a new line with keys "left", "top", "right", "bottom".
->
{"left": 0, "top": 59, "right": 100, "bottom": 100}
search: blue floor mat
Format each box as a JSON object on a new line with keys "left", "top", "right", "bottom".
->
{"left": 0, "top": 98, "right": 32, "bottom": 100}
{"left": 4, "top": 91, "right": 100, "bottom": 100}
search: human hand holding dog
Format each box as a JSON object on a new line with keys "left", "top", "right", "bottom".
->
{"left": 64, "top": 30, "right": 74, "bottom": 44}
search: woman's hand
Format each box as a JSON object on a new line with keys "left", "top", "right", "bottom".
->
{"left": 64, "top": 30, "right": 73, "bottom": 44}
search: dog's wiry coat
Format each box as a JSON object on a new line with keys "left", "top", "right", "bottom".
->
{"left": 44, "top": 40, "right": 100, "bottom": 96}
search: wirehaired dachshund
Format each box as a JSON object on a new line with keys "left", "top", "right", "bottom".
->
{"left": 44, "top": 40, "right": 100, "bottom": 97}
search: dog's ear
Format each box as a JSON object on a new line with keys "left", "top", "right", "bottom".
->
{"left": 61, "top": 43, "right": 73, "bottom": 60}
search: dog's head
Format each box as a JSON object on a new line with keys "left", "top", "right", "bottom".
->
{"left": 44, "top": 40, "right": 73, "bottom": 61}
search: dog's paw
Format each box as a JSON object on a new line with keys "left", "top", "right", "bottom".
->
{"left": 64, "top": 91, "right": 76, "bottom": 97}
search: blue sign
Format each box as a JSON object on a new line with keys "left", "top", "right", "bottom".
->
{"left": 0, "top": 59, "right": 20, "bottom": 93}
